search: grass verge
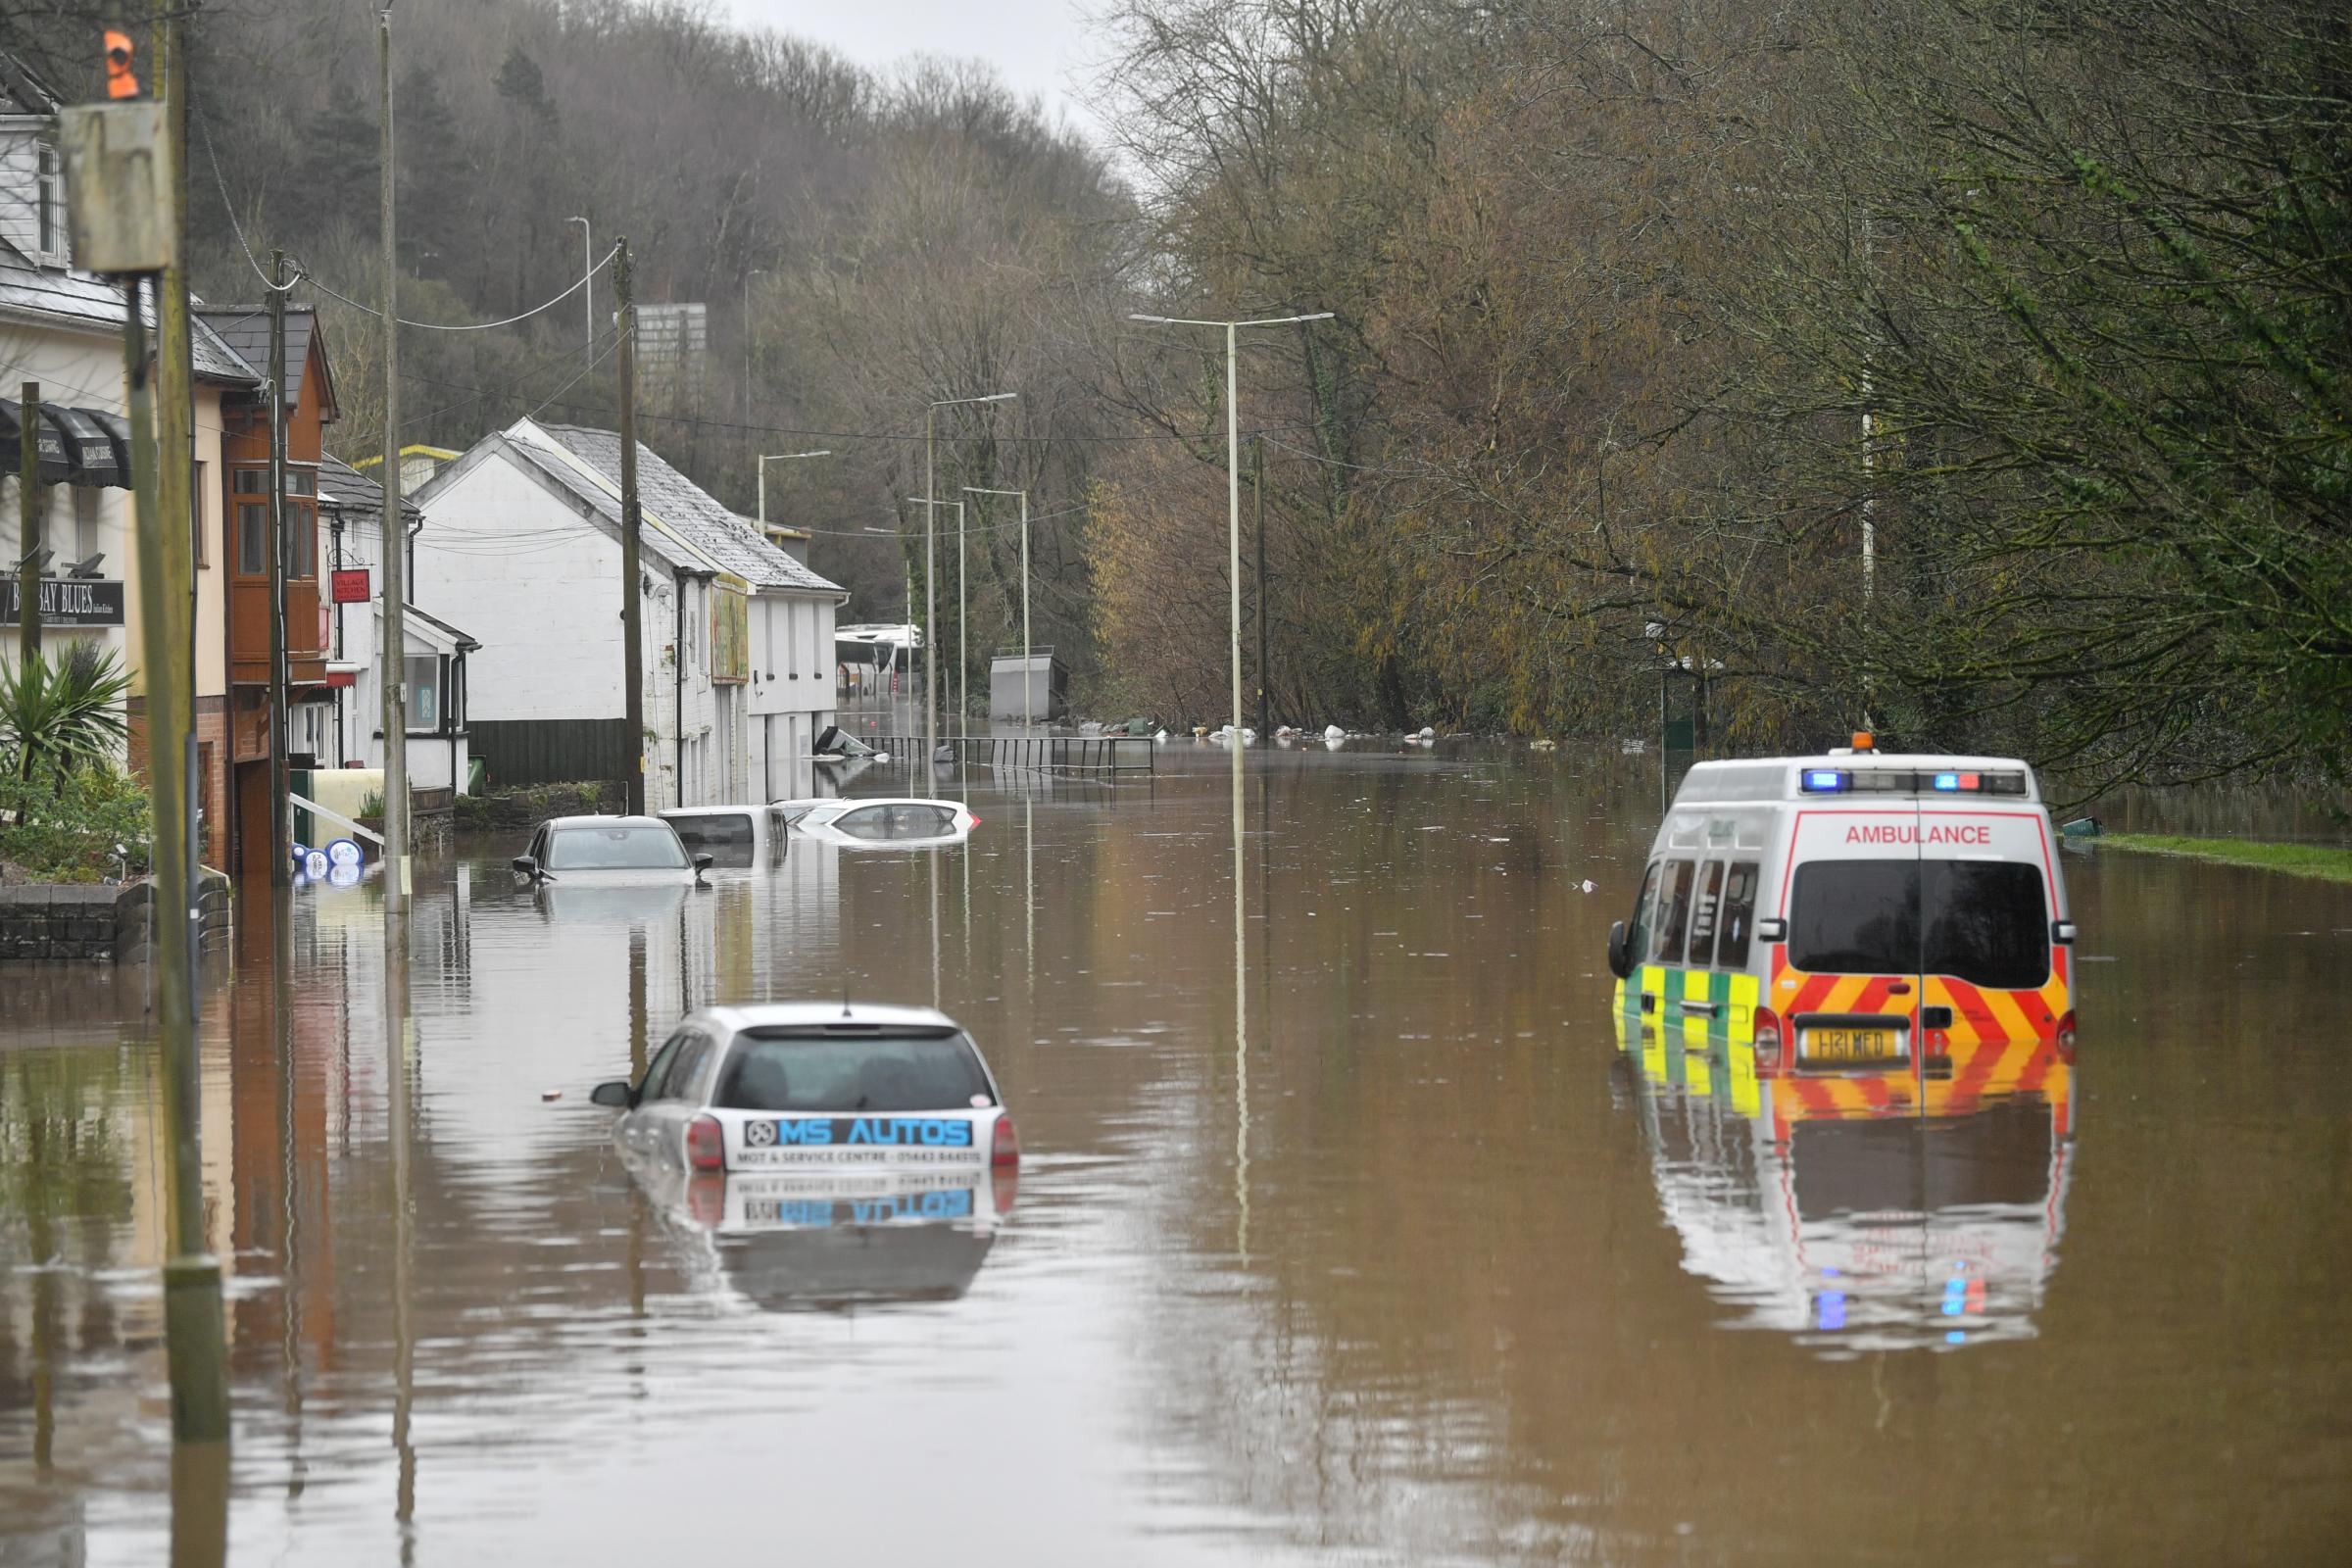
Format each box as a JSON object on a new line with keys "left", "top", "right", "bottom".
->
{"left": 2100, "top": 832, "right": 2352, "bottom": 884}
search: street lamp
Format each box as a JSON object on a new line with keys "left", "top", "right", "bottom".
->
{"left": 757, "top": 449, "right": 829, "bottom": 538}
{"left": 1128, "top": 312, "right": 1332, "bottom": 781}
{"left": 964, "top": 485, "right": 1032, "bottom": 725}
{"left": 921, "top": 391, "right": 1016, "bottom": 788}
{"left": 566, "top": 217, "right": 592, "bottom": 352}
{"left": 744, "top": 268, "right": 770, "bottom": 414}
{"left": 905, "top": 495, "right": 966, "bottom": 764}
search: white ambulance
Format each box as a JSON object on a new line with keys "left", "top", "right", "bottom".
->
{"left": 1606, "top": 735, "right": 2078, "bottom": 1070}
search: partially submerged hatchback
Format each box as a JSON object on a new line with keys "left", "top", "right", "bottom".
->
{"left": 514, "top": 814, "right": 711, "bottom": 881}
{"left": 772, "top": 797, "right": 977, "bottom": 847}
{"left": 1607, "top": 733, "right": 2078, "bottom": 1072}
{"left": 592, "top": 1003, "right": 1019, "bottom": 1176}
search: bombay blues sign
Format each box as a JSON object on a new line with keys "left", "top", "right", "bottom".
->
{"left": 0, "top": 577, "right": 125, "bottom": 627}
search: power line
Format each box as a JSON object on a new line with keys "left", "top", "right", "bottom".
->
{"left": 303, "top": 245, "right": 617, "bottom": 333}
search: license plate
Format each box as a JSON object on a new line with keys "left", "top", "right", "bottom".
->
{"left": 1801, "top": 1026, "right": 1903, "bottom": 1064}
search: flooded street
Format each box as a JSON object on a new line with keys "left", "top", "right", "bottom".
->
{"left": 4, "top": 745, "right": 2350, "bottom": 1564}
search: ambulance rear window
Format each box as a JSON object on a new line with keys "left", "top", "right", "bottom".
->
{"left": 1923, "top": 862, "right": 2049, "bottom": 989}
{"left": 1789, "top": 861, "right": 1918, "bottom": 975}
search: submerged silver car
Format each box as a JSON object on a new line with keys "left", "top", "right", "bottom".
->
{"left": 513, "top": 814, "right": 711, "bottom": 882}
{"left": 591, "top": 1002, "right": 1020, "bottom": 1176}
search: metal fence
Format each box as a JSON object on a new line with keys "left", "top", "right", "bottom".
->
{"left": 468, "top": 717, "right": 633, "bottom": 789}
{"left": 867, "top": 734, "right": 1153, "bottom": 774}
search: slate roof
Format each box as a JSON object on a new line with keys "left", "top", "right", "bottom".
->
{"left": 515, "top": 419, "right": 841, "bottom": 595}
{"left": 0, "top": 237, "right": 260, "bottom": 385}
{"left": 0, "top": 55, "right": 58, "bottom": 117}
{"left": 318, "top": 452, "right": 420, "bottom": 521}
{"left": 459, "top": 432, "right": 699, "bottom": 575}
{"left": 194, "top": 307, "right": 331, "bottom": 416}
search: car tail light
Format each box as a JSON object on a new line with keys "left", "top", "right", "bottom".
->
{"left": 686, "top": 1114, "right": 726, "bottom": 1172}
{"left": 965, "top": 811, "right": 981, "bottom": 830}
{"left": 2055, "top": 1010, "right": 2078, "bottom": 1058}
{"left": 1752, "top": 1005, "right": 1784, "bottom": 1071}
{"left": 991, "top": 1112, "right": 1019, "bottom": 1169}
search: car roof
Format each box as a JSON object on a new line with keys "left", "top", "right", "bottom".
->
{"left": 542, "top": 814, "right": 677, "bottom": 831}
{"left": 791, "top": 797, "right": 965, "bottom": 811}
{"left": 659, "top": 804, "right": 777, "bottom": 818}
{"left": 697, "top": 1001, "right": 966, "bottom": 1035}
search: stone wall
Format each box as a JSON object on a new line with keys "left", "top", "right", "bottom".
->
{"left": 0, "top": 869, "right": 233, "bottom": 962}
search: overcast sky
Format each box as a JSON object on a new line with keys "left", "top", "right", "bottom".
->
{"left": 721, "top": 0, "right": 1112, "bottom": 140}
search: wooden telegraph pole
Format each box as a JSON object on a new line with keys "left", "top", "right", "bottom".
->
{"left": 378, "top": 2, "right": 410, "bottom": 913}
{"left": 56, "top": 17, "right": 229, "bottom": 1447}
{"left": 615, "top": 237, "right": 645, "bottom": 814}
{"left": 14, "top": 381, "right": 37, "bottom": 664}
{"left": 267, "top": 251, "right": 289, "bottom": 882}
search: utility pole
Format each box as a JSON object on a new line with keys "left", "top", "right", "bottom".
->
{"left": 267, "top": 252, "right": 289, "bottom": 883}
{"left": 615, "top": 236, "right": 645, "bottom": 814}
{"left": 1253, "top": 435, "right": 1268, "bottom": 737}
{"left": 151, "top": 5, "right": 224, "bottom": 1451}
{"left": 923, "top": 406, "right": 937, "bottom": 788}
{"left": 14, "top": 382, "right": 36, "bottom": 663}
{"left": 378, "top": 2, "right": 411, "bottom": 914}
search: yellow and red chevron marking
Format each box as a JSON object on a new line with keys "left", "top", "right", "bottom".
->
{"left": 1767, "top": 1037, "right": 2072, "bottom": 1136}
{"left": 1766, "top": 946, "right": 2069, "bottom": 1046}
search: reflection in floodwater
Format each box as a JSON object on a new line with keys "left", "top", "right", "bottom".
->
{"left": 1617, "top": 1018, "right": 2074, "bottom": 1353}
{"left": 3, "top": 748, "right": 2351, "bottom": 1564}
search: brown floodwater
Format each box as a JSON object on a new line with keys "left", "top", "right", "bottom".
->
{"left": 3, "top": 743, "right": 2349, "bottom": 1564}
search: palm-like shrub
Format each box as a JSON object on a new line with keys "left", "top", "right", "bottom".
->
{"left": 1, "top": 643, "right": 131, "bottom": 789}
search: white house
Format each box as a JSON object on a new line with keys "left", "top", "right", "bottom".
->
{"left": 315, "top": 455, "right": 479, "bottom": 792}
{"left": 412, "top": 417, "right": 844, "bottom": 807}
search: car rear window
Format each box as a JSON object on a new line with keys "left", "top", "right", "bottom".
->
{"left": 544, "top": 824, "right": 688, "bottom": 870}
{"left": 712, "top": 1034, "right": 994, "bottom": 1113}
{"left": 1789, "top": 859, "right": 2049, "bottom": 987}
{"left": 836, "top": 805, "right": 957, "bottom": 841}
{"left": 665, "top": 812, "right": 756, "bottom": 866}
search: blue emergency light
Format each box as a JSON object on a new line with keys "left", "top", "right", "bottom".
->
{"left": 1802, "top": 769, "right": 1847, "bottom": 793}
{"left": 1933, "top": 772, "right": 1960, "bottom": 791}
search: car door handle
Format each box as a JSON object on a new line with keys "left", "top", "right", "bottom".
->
{"left": 1640, "top": 993, "right": 1657, "bottom": 1013}
{"left": 1678, "top": 1000, "right": 1721, "bottom": 1017}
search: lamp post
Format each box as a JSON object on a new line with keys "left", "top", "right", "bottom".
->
{"left": 757, "top": 449, "right": 829, "bottom": 538}
{"left": 964, "top": 485, "right": 1031, "bottom": 725}
{"left": 921, "top": 392, "right": 1015, "bottom": 788}
{"left": 566, "top": 217, "right": 592, "bottom": 353}
{"left": 744, "top": 267, "right": 769, "bottom": 414}
{"left": 906, "top": 495, "right": 965, "bottom": 765}
{"left": 1128, "top": 312, "right": 1331, "bottom": 780}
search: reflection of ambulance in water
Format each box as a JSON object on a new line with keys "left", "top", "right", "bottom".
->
{"left": 1615, "top": 1017, "right": 2075, "bottom": 1352}
{"left": 1607, "top": 736, "right": 2078, "bottom": 1069}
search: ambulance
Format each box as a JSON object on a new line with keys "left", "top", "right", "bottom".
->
{"left": 1606, "top": 735, "right": 2078, "bottom": 1070}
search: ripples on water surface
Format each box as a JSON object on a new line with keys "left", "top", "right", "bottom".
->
{"left": 2, "top": 745, "right": 2349, "bottom": 1564}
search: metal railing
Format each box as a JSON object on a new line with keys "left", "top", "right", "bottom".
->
{"left": 863, "top": 733, "right": 1153, "bottom": 774}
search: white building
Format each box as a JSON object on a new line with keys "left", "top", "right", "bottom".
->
{"left": 412, "top": 418, "right": 844, "bottom": 807}
{"left": 315, "top": 455, "right": 479, "bottom": 792}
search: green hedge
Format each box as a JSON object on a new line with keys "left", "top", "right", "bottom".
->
{"left": 0, "top": 767, "right": 153, "bottom": 884}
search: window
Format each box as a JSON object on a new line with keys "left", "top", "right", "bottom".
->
{"left": 784, "top": 602, "right": 798, "bottom": 677}
{"left": 1625, "top": 862, "right": 1661, "bottom": 967}
{"left": 1789, "top": 860, "right": 1919, "bottom": 975}
{"left": 651, "top": 1032, "right": 714, "bottom": 1103}
{"left": 1714, "top": 860, "right": 1760, "bottom": 969}
{"left": 834, "top": 806, "right": 893, "bottom": 842}
{"left": 712, "top": 1033, "right": 992, "bottom": 1114}
{"left": 73, "top": 487, "right": 99, "bottom": 561}
{"left": 191, "top": 461, "right": 207, "bottom": 567}
{"left": 1922, "top": 861, "right": 2049, "bottom": 989}
{"left": 233, "top": 469, "right": 268, "bottom": 575}
{"left": 665, "top": 812, "right": 756, "bottom": 867}
{"left": 640, "top": 1030, "right": 691, "bottom": 1100}
{"left": 543, "top": 823, "right": 689, "bottom": 871}
{"left": 1684, "top": 860, "right": 1725, "bottom": 966}
{"left": 36, "top": 141, "right": 61, "bottom": 258}
{"left": 405, "top": 655, "right": 441, "bottom": 730}
{"left": 1649, "top": 859, "right": 1695, "bottom": 964}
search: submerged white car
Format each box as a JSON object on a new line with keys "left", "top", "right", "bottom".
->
{"left": 771, "top": 797, "right": 978, "bottom": 847}
{"left": 591, "top": 1002, "right": 1019, "bottom": 1176}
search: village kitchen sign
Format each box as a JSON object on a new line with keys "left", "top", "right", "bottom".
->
{"left": 0, "top": 577, "right": 126, "bottom": 627}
